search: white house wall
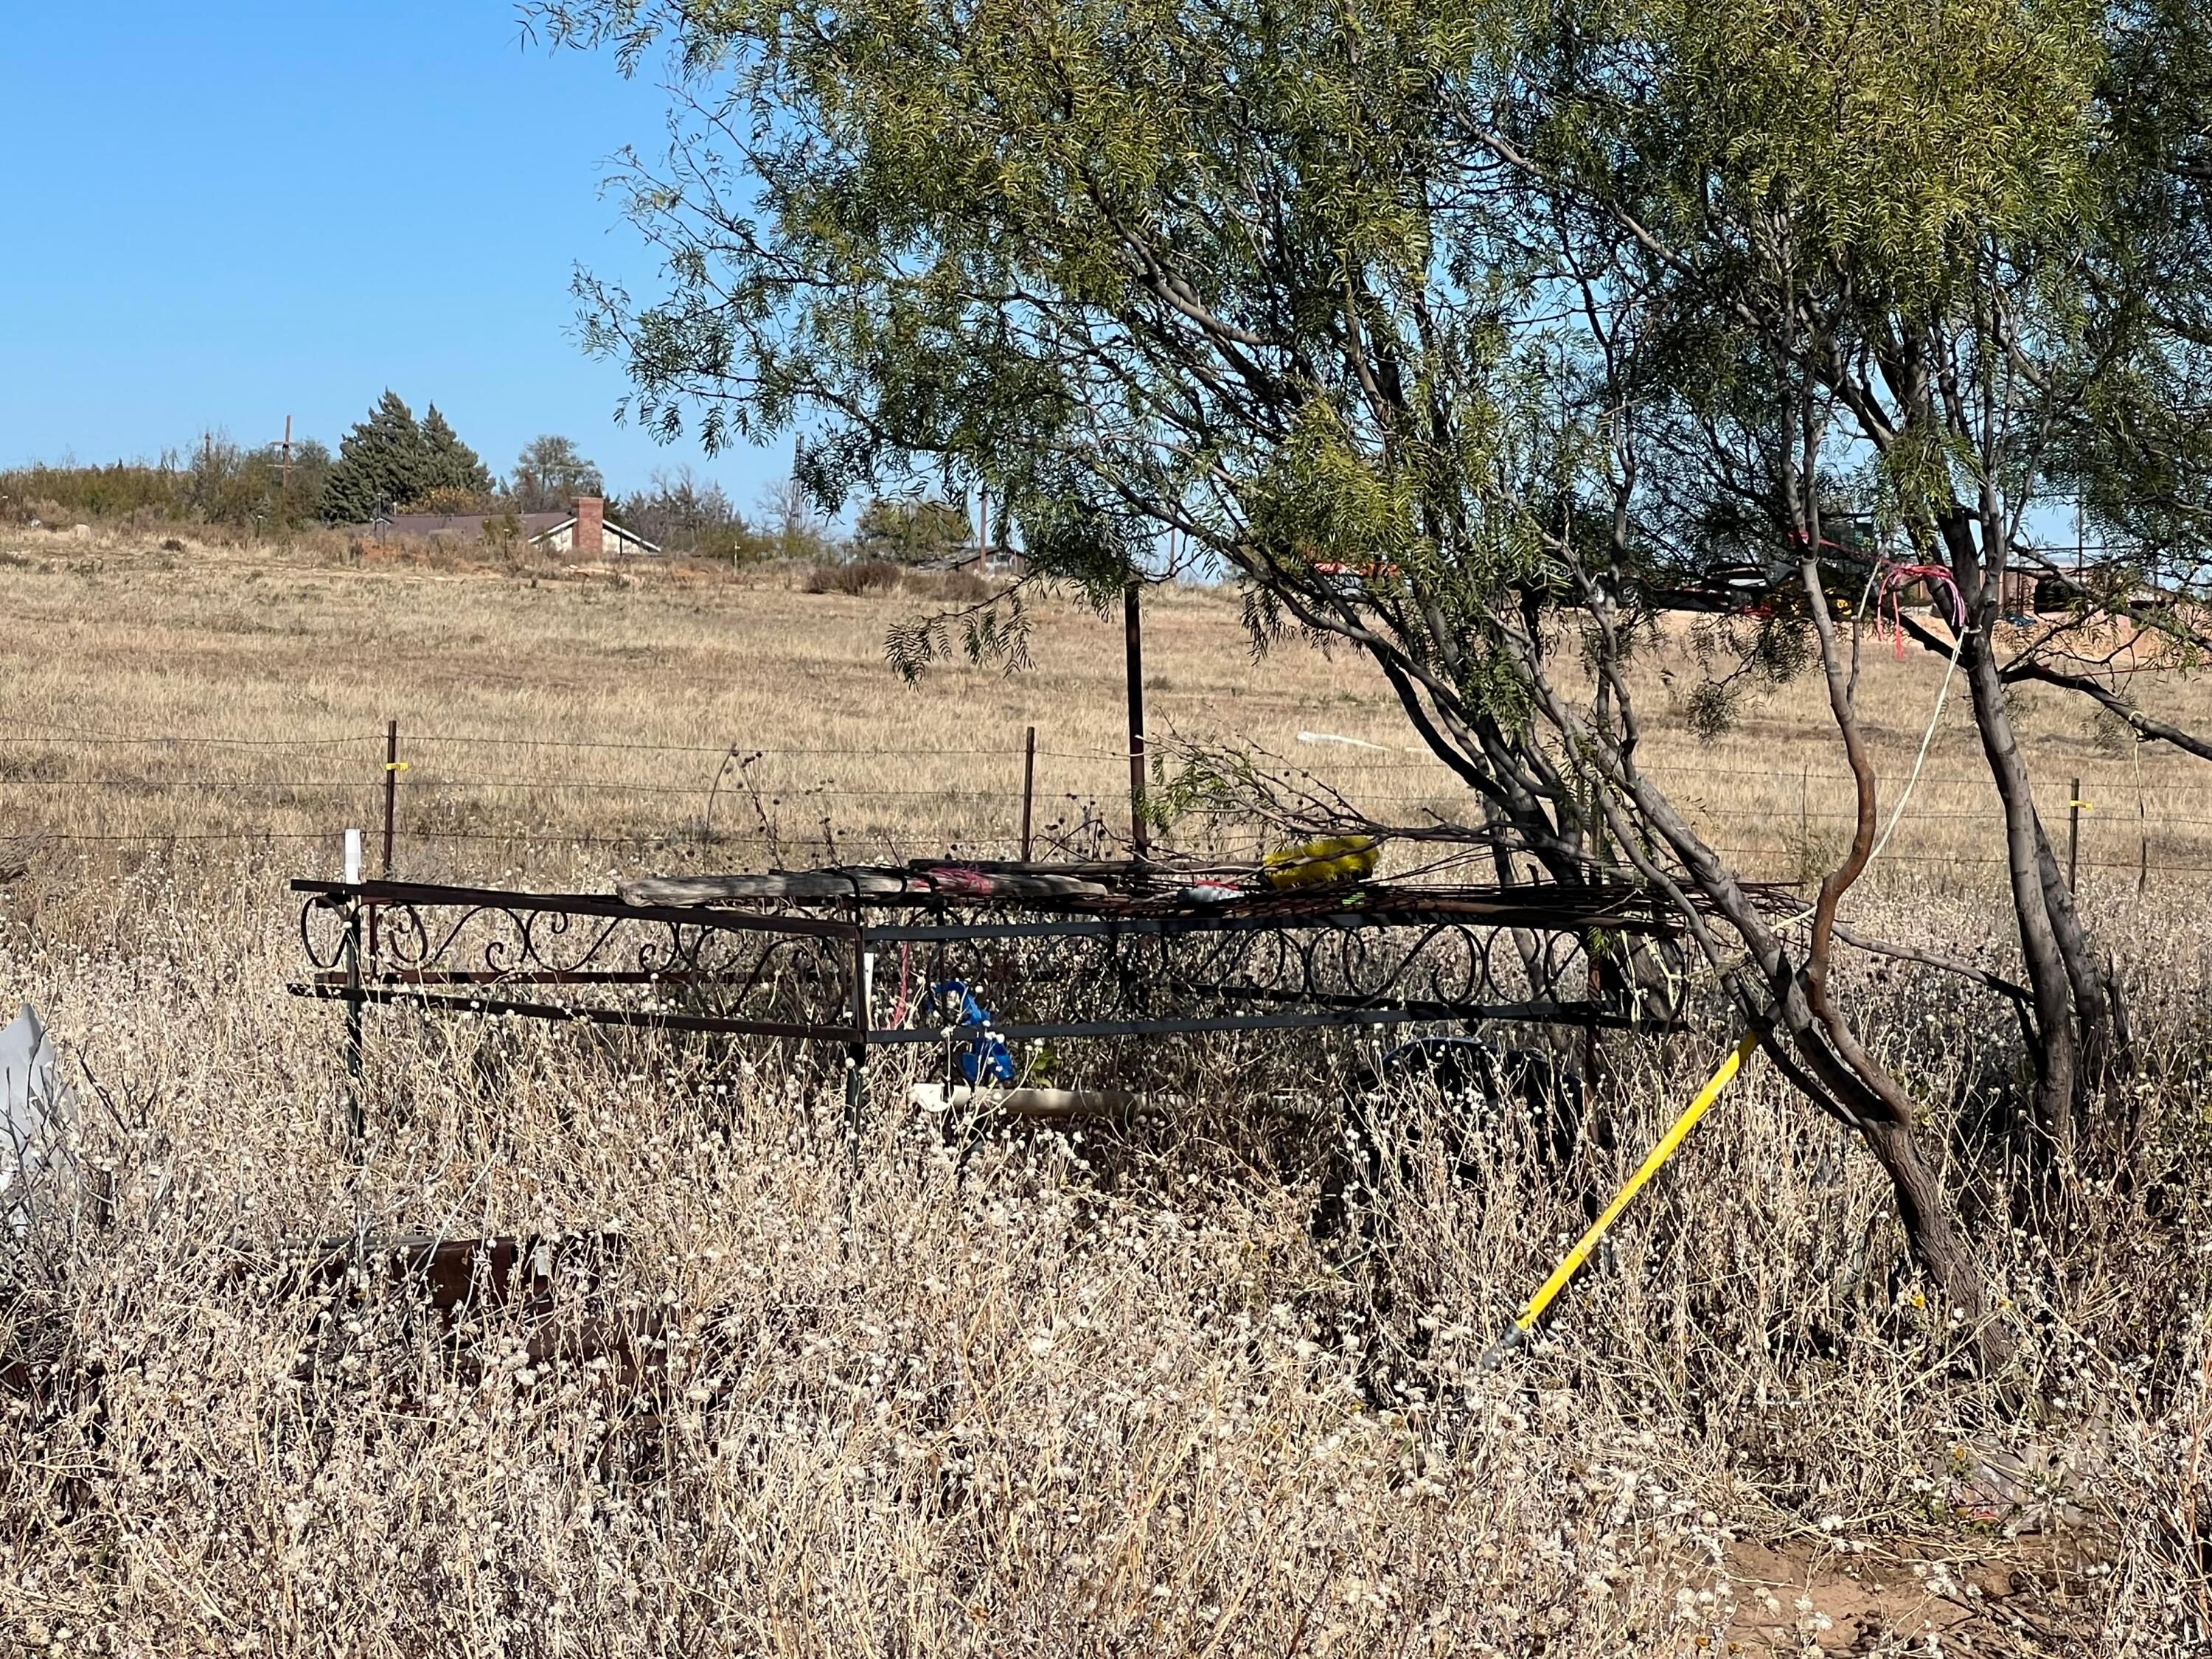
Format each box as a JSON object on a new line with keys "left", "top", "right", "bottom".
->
{"left": 525, "top": 523, "right": 661, "bottom": 557}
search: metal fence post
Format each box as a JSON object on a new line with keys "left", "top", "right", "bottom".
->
{"left": 2068, "top": 777, "right": 2082, "bottom": 892}
{"left": 342, "top": 827, "right": 366, "bottom": 1147}
{"left": 2138, "top": 748, "right": 2149, "bottom": 894}
{"left": 1124, "top": 582, "right": 1150, "bottom": 859}
{"left": 1020, "top": 725, "right": 1037, "bottom": 863}
{"left": 846, "top": 916, "right": 872, "bottom": 1172}
{"left": 381, "top": 719, "right": 400, "bottom": 875}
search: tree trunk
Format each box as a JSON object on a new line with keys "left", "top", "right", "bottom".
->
{"left": 1855, "top": 1115, "right": 2008, "bottom": 1378}
{"left": 1959, "top": 608, "right": 2080, "bottom": 1158}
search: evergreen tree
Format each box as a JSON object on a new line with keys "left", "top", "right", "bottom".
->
{"left": 418, "top": 405, "right": 494, "bottom": 504}
{"left": 317, "top": 391, "right": 429, "bottom": 522}
{"left": 854, "top": 495, "right": 970, "bottom": 564}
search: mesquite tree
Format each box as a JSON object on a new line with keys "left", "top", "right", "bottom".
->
{"left": 535, "top": 0, "right": 2212, "bottom": 1349}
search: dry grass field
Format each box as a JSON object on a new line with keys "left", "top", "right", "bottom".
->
{"left": 1, "top": 526, "right": 2208, "bottom": 1655}
{"left": 6, "top": 523, "right": 2212, "bottom": 890}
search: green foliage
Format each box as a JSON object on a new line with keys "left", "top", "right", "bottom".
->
{"left": 538, "top": 0, "right": 1500, "bottom": 601}
{"left": 533, "top": 0, "right": 2212, "bottom": 827}
{"left": 525, "top": 0, "right": 2212, "bottom": 1307}
{"left": 1624, "top": 0, "right": 2100, "bottom": 294}
{"left": 0, "top": 461, "right": 181, "bottom": 525}
{"left": 419, "top": 405, "right": 495, "bottom": 504}
{"left": 529, "top": 0, "right": 2212, "bottom": 582}
{"left": 1, "top": 434, "right": 333, "bottom": 535}
{"left": 885, "top": 587, "right": 1032, "bottom": 680}
{"left": 319, "top": 392, "right": 430, "bottom": 523}
{"left": 480, "top": 504, "right": 526, "bottom": 553}
{"left": 511, "top": 435, "right": 603, "bottom": 514}
{"left": 317, "top": 395, "right": 504, "bottom": 521}
{"left": 853, "top": 495, "right": 971, "bottom": 563}
{"left": 617, "top": 466, "right": 773, "bottom": 557}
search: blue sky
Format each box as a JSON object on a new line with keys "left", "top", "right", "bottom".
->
{"left": 1, "top": 1, "right": 788, "bottom": 503}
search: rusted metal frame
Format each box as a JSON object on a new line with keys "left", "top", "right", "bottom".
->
{"left": 293, "top": 899, "right": 1676, "bottom": 1018}
{"left": 264, "top": 1230, "right": 663, "bottom": 1394}
{"left": 308, "top": 970, "right": 767, "bottom": 987}
{"left": 288, "top": 982, "right": 1654, "bottom": 1042}
{"left": 294, "top": 877, "right": 1684, "bottom": 939}
{"left": 855, "top": 903, "right": 1673, "bottom": 948}
{"left": 1162, "top": 975, "right": 1671, "bottom": 1022}
{"left": 290, "top": 983, "right": 866, "bottom": 1044}
{"left": 847, "top": 900, "right": 870, "bottom": 1167}
{"left": 858, "top": 892, "right": 1674, "bottom": 934}
{"left": 299, "top": 902, "right": 855, "bottom": 995}
{"left": 291, "top": 878, "right": 863, "bottom": 942}
{"left": 343, "top": 894, "right": 365, "bottom": 1147}
{"left": 290, "top": 879, "right": 1689, "bottom": 1083}
{"left": 869, "top": 1002, "right": 1669, "bottom": 1040}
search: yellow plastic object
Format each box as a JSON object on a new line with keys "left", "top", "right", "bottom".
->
{"left": 1479, "top": 1031, "right": 1760, "bottom": 1370}
{"left": 1262, "top": 834, "right": 1380, "bottom": 890}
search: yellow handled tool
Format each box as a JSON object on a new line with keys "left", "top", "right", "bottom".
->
{"left": 1263, "top": 834, "right": 1379, "bottom": 890}
{"left": 1479, "top": 1030, "right": 1760, "bottom": 1371}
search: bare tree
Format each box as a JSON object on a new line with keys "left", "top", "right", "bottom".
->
{"left": 757, "top": 475, "right": 833, "bottom": 562}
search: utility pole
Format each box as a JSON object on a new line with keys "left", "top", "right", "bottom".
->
{"left": 277, "top": 415, "right": 294, "bottom": 493}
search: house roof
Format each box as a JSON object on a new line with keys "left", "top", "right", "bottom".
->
{"left": 362, "top": 509, "right": 661, "bottom": 554}
{"left": 366, "top": 512, "right": 568, "bottom": 538}
{"left": 529, "top": 515, "right": 661, "bottom": 553}
{"left": 919, "top": 544, "right": 1026, "bottom": 572}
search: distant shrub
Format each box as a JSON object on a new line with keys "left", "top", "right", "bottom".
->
{"left": 410, "top": 485, "right": 497, "bottom": 516}
{"left": 692, "top": 522, "right": 776, "bottom": 563}
{"left": 902, "top": 567, "right": 993, "bottom": 603}
{"left": 0, "top": 462, "right": 180, "bottom": 523}
{"left": 0, "top": 436, "right": 330, "bottom": 537}
{"left": 802, "top": 558, "right": 902, "bottom": 596}
{"left": 160, "top": 537, "right": 187, "bottom": 553}
{"left": 615, "top": 466, "right": 775, "bottom": 560}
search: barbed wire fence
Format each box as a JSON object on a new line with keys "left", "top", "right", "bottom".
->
{"left": 5, "top": 718, "right": 2212, "bottom": 886}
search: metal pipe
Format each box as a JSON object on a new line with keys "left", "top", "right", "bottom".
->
{"left": 2069, "top": 776, "right": 2082, "bottom": 891}
{"left": 341, "top": 827, "right": 365, "bottom": 1148}
{"left": 381, "top": 720, "right": 400, "bottom": 875}
{"left": 1124, "top": 582, "right": 1150, "bottom": 858}
{"left": 1020, "top": 725, "right": 1037, "bottom": 863}
{"left": 846, "top": 924, "right": 871, "bottom": 1170}
{"left": 291, "top": 984, "right": 1670, "bottom": 1040}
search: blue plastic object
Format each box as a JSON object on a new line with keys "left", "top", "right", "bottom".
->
{"left": 929, "top": 981, "right": 1015, "bottom": 1085}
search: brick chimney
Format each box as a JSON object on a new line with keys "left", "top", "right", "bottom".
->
{"left": 573, "top": 495, "right": 605, "bottom": 557}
